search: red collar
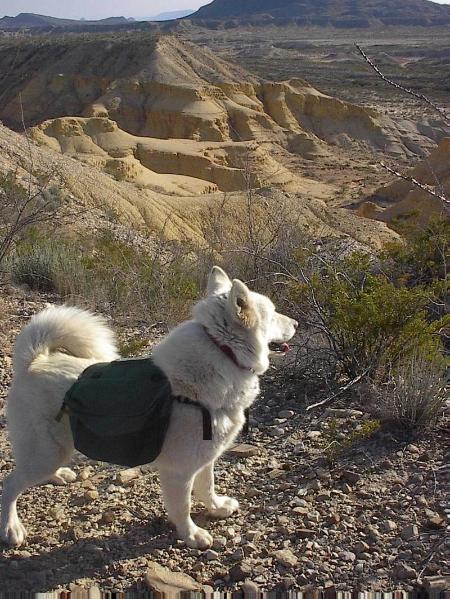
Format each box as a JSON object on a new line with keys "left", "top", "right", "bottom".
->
{"left": 204, "top": 328, "right": 255, "bottom": 373}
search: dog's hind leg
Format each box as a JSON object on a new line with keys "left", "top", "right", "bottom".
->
{"left": 193, "top": 461, "right": 239, "bottom": 518}
{"left": 0, "top": 435, "right": 72, "bottom": 547}
{"left": 158, "top": 468, "right": 213, "bottom": 550}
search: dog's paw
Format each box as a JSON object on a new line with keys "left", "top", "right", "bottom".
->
{"left": 208, "top": 495, "right": 239, "bottom": 518}
{"left": 49, "top": 467, "right": 77, "bottom": 485}
{"left": 0, "top": 520, "right": 27, "bottom": 547}
{"left": 183, "top": 526, "right": 213, "bottom": 550}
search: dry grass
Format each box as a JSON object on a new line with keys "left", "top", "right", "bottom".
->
{"left": 369, "top": 353, "right": 447, "bottom": 432}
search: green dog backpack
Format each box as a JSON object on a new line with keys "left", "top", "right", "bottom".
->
{"left": 60, "top": 358, "right": 176, "bottom": 468}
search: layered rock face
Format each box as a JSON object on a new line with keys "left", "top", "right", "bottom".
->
{"left": 30, "top": 116, "right": 308, "bottom": 196}
{"left": 358, "top": 137, "right": 450, "bottom": 224}
{"left": 1, "top": 123, "right": 397, "bottom": 247}
{"left": 0, "top": 36, "right": 446, "bottom": 162}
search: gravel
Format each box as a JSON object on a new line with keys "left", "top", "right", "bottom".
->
{"left": 0, "top": 285, "right": 448, "bottom": 593}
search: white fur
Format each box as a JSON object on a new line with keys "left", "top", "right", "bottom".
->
{"left": 0, "top": 267, "right": 297, "bottom": 549}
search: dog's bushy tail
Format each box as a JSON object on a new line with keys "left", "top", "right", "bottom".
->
{"left": 13, "top": 305, "right": 119, "bottom": 373}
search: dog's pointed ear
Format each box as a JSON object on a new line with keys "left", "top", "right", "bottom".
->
{"left": 228, "top": 279, "right": 256, "bottom": 328}
{"left": 207, "top": 266, "right": 232, "bottom": 296}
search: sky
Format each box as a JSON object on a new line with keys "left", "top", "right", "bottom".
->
{"left": 0, "top": 1, "right": 210, "bottom": 20}
{"left": 0, "top": 0, "right": 449, "bottom": 19}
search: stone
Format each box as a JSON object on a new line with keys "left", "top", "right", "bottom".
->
{"left": 269, "top": 427, "right": 285, "bottom": 437}
{"left": 245, "top": 530, "right": 261, "bottom": 542}
{"left": 273, "top": 549, "right": 298, "bottom": 568}
{"left": 145, "top": 562, "right": 200, "bottom": 592}
{"left": 228, "top": 443, "right": 260, "bottom": 457}
{"left": 117, "top": 468, "right": 141, "bottom": 484}
{"left": 341, "top": 470, "right": 362, "bottom": 484}
{"left": 307, "top": 431, "right": 321, "bottom": 440}
{"left": 78, "top": 466, "right": 93, "bottom": 481}
{"left": 316, "top": 492, "right": 331, "bottom": 502}
{"left": 231, "top": 548, "right": 245, "bottom": 561}
{"left": 83, "top": 489, "right": 99, "bottom": 502}
{"left": 205, "top": 549, "right": 219, "bottom": 561}
{"left": 101, "top": 510, "right": 116, "bottom": 524}
{"left": 278, "top": 410, "right": 295, "bottom": 419}
{"left": 213, "top": 536, "right": 227, "bottom": 549}
{"left": 292, "top": 507, "right": 308, "bottom": 515}
{"left": 406, "top": 444, "right": 420, "bottom": 454}
{"left": 241, "top": 580, "right": 259, "bottom": 594}
{"left": 392, "top": 563, "right": 417, "bottom": 580}
{"left": 423, "top": 576, "right": 450, "bottom": 591}
{"left": 401, "top": 524, "right": 419, "bottom": 540}
{"left": 354, "top": 541, "right": 370, "bottom": 554}
{"left": 381, "top": 520, "right": 397, "bottom": 532}
{"left": 425, "top": 511, "right": 445, "bottom": 529}
{"left": 339, "top": 551, "right": 356, "bottom": 562}
{"left": 229, "top": 562, "right": 253, "bottom": 582}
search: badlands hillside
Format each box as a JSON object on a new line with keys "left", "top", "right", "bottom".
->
{"left": 0, "top": 33, "right": 448, "bottom": 244}
{"left": 190, "top": 0, "right": 450, "bottom": 27}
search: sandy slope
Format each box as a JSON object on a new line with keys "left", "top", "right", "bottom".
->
{"left": 0, "top": 123, "right": 397, "bottom": 248}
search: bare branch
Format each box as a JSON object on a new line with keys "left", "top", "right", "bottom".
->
{"left": 355, "top": 43, "right": 449, "bottom": 124}
{"left": 379, "top": 161, "right": 449, "bottom": 206}
{"left": 306, "top": 368, "right": 371, "bottom": 412}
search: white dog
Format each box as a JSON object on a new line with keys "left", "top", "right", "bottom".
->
{"left": 0, "top": 266, "right": 297, "bottom": 549}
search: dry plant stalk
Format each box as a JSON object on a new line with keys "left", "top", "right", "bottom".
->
{"left": 355, "top": 43, "right": 449, "bottom": 123}
{"left": 379, "top": 162, "right": 449, "bottom": 206}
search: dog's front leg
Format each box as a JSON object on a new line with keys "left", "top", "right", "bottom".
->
{"left": 159, "top": 468, "right": 213, "bottom": 550}
{"left": 193, "top": 461, "right": 239, "bottom": 518}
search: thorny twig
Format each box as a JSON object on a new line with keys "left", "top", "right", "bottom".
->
{"left": 355, "top": 43, "right": 449, "bottom": 123}
{"left": 379, "top": 162, "right": 450, "bottom": 206}
{"left": 417, "top": 536, "right": 447, "bottom": 583}
{"left": 306, "top": 368, "right": 371, "bottom": 412}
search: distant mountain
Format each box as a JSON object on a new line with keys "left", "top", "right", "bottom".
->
{"left": 150, "top": 9, "right": 195, "bottom": 21}
{"left": 190, "top": 0, "right": 450, "bottom": 27}
{"left": 0, "top": 13, "right": 131, "bottom": 30}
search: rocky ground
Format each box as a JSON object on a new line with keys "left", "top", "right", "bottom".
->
{"left": 0, "top": 284, "right": 448, "bottom": 594}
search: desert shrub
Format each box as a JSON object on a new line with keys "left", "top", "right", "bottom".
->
{"left": 0, "top": 169, "right": 67, "bottom": 269}
{"left": 79, "top": 229, "right": 199, "bottom": 323}
{"left": 382, "top": 215, "right": 449, "bottom": 322}
{"left": 321, "top": 417, "right": 380, "bottom": 466}
{"left": 385, "top": 215, "right": 449, "bottom": 285}
{"left": 369, "top": 353, "right": 447, "bottom": 432}
{"left": 289, "top": 250, "right": 446, "bottom": 381}
{"left": 9, "top": 235, "right": 84, "bottom": 294}
{"left": 8, "top": 228, "right": 199, "bottom": 325}
{"left": 197, "top": 190, "right": 307, "bottom": 298}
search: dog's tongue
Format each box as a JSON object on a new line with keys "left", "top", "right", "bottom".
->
{"left": 280, "top": 343, "right": 290, "bottom": 354}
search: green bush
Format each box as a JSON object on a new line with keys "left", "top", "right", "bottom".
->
{"left": 290, "top": 250, "right": 446, "bottom": 381}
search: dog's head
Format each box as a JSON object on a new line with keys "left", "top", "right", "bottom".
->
{"left": 193, "top": 266, "right": 298, "bottom": 375}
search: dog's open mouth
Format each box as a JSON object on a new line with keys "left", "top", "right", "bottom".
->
{"left": 269, "top": 342, "right": 291, "bottom": 355}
